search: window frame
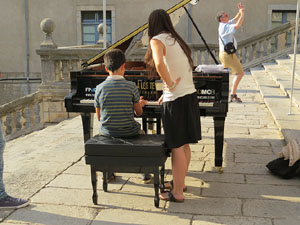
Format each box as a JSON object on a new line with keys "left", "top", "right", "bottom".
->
{"left": 81, "top": 11, "right": 112, "bottom": 45}
{"left": 76, "top": 5, "right": 115, "bottom": 46}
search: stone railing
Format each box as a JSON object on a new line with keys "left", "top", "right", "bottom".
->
{"left": 190, "top": 20, "right": 299, "bottom": 70}
{"left": 0, "top": 92, "right": 43, "bottom": 140}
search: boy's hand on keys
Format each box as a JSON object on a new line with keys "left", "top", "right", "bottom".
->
{"left": 139, "top": 96, "right": 147, "bottom": 107}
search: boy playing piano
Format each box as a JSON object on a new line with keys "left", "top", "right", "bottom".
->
{"left": 94, "top": 49, "right": 151, "bottom": 183}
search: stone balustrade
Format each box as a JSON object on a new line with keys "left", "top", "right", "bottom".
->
{"left": 0, "top": 92, "right": 43, "bottom": 140}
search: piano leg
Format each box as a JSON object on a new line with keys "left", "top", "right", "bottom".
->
{"left": 142, "top": 117, "right": 148, "bottom": 134}
{"left": 156, "top": 117, "right": 161, "bottom": 135}
{"left": 213, "top": 116, "right": 225, "bottom": 173}
{"left": 81, "top": 112, "right": 94, "bottom": 142}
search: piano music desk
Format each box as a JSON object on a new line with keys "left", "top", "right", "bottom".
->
{"left": 84, "top": 134, "right": 169, "bottom": 208}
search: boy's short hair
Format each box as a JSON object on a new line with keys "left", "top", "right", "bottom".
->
{"left": 216, "top": 11, "right": 225, "bottom": 22}
{"left": 103, "top": 49, "right": 126, "bottom": 72}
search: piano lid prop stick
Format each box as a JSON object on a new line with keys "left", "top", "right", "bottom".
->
{"left": 183, "top": 6, "right": 219, "bottom": 65}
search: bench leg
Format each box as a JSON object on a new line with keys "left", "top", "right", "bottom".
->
{"left": 102, "top": 172, "right": 108, "bottom": 192}
{"left": 153, "top": 168, "right": 160, "bottom": 208}
{"left": 160, "top": 165, "right": 165, "bottom": 193}
{"left": 90, "top": 166, "right": 98, "bottom": 205}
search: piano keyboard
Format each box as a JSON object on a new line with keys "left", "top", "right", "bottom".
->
{"left": 80, "top": 99, "right": 94, "bottom": 104}
{"left": 80, "top": 99, "right": 213, "bottom": 107}
{"left": 199, "top": 102, "right": 214, "bottom": 107}
{"left": 146, "top": 101, "right": 159, "bottom": 106}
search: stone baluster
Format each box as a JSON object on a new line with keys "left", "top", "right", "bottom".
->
{"left": 20, "top": 108, "right": 28, "bottom": 130}
{"left": 29, "top": 104, "right": 36, "bottom": 127}
{"left": 10, "top": 111, "right": 17, "bottom": 134}
{"left": 251, "top": 42, "right": 257, "bottom": 60}
{"left": 277, "top": 33, "right": 286, "bottom": 51}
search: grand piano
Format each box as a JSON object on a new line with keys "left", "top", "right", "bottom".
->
{"left": 65, "top": 0, "right": 229, "bottom": 170}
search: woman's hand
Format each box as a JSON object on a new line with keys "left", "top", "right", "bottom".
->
{"left": 165, "top": 77, "right": 181, "bottom": 92}
{"left": 158, "top": 94, "right": 163, "bottom": 105}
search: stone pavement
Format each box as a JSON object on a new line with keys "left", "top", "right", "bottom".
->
{"left": 1, "top": 73, "right": 300, "bottom": 225}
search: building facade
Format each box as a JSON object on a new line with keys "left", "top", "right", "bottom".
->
{"left": 0, "top": 0, "right": 298, "bottom": 103}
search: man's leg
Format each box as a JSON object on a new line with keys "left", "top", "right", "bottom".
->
{"left": 231, "top": 71, "right": 244, "bottom": 95}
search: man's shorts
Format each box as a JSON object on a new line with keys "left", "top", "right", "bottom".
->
{"left": 219, "top": 51, "right": 244, "bottom": 74}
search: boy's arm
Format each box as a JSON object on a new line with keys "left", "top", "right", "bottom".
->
{"left": 134, "top": 97, "right": 147, "bottom": 116}
{"left": 95, "top": 107, "right": 101, "bottom": 121}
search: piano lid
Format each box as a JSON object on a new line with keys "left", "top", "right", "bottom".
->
{"left": 82, "top": 0, "right": 196, "bottom": 68}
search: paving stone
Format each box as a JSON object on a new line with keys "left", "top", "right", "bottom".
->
{"left": 166, "top": 196, "right": 242, "bottom": 216}
{"left": 226, "top": 145, "right": 274, "bottom": 154}
{"left": 246, "top": 174, "right": 300, "bottom": 185}
{"left": 201, "top": 182, "right": 300, "bottom": 199}
{"left": 91, "top": 209, "right": 192, "bottom": 225}
{"left": 4, "top": 204, "right": 97, "bottom": 225}
{"left": 235, "top": 153, "right": 275, "bottom": 164}
{"left": 189, "top": 172, "right": 245, "bottom": 184}
{"left": 204, "top": 162, "right": 269, "bottom": 175}
{"left": 244, "top": 199, "right": 300, "bottom": 218}
{"left": 274, "top": 216, "right": 300, "bottom": 225}
{"left": 192, "top": 215, "right": 272, "bottom": 225}
{"left": 47, "top": 173, "right": 127, "bottom": 191}
{"left": 63, "top": 164, "right": 90, "bottom": 175}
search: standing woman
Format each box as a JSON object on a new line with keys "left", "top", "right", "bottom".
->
{"left": 145, "top": 9, "right": 201, "bottom": 202}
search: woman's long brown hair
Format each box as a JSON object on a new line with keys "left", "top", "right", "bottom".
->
{"left": 144, "top": 9, "right": 194, "bottom": 78}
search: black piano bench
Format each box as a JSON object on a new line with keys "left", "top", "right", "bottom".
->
{"left": 84, "top": 134, "right": 169, "bottom": 208}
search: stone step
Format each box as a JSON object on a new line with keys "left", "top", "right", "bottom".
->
{"left": 251, "top": 67, "right": 300, "bottom": 143}
{"left": 275, "top": 57, "right": 300, "bottom": 81}
{"left": 263, "top": 63, "right": 300, "bottom": 109}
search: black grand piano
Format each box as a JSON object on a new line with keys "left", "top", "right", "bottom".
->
{"left": 65, "top": 0, "right": 229, "bottom": 169}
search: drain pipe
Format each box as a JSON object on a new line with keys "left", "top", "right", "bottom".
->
{"left": 25, "top": 0, "right": 30, "bottom": 94}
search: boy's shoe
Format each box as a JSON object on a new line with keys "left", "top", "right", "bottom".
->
{"left": 0, "top": 195, "right": 30, "bottom": 209}
{"left": 141, "top": 174, "right": 152, "bottom": 184}
{"left": 102, "top": 172, "right": 116, "bottom": 183}
{"left": 230, "top": 94, "right": 242, "bottom": 103}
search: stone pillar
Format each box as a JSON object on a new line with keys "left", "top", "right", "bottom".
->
{"left": 36, "top": 18, "right": 70, "bottom": 123}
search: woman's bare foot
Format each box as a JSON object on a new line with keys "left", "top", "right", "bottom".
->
{"left": 159, "top": 191, "right": 184, "bottom": 202}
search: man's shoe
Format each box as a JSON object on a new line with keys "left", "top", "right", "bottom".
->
{"left": 0, "top": 195, "right": 30, "bottom": 209}
{"left": 102, "top": 172, "right": 116, "bottom": 183}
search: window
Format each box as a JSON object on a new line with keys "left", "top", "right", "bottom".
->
{"left": 271, "top": 10, "right": 296, "bottom": 50}
{"left": 82, "top": 11, "right": 112, "bottom": 45}
{"left": 272, "top": 10, "right": 296, "bottom": 28}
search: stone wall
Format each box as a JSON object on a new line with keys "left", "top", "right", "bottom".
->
{"left": 0, "top": 73, "right": 41, "bottom": 105}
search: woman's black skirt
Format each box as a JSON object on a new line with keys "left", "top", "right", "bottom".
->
{"left": 161, "top": 92, "right": 201, "bottom": 149}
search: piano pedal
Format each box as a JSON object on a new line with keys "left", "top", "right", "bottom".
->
{"left": 215, "top": 166, "right": 224, "bottom": 174}
{"left": 151, "top": 129, "right": 156, "bottom": 134}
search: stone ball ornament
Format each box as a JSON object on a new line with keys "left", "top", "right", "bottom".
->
{"left": 40, "top": 18, "right": 55, "bottom": 34}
